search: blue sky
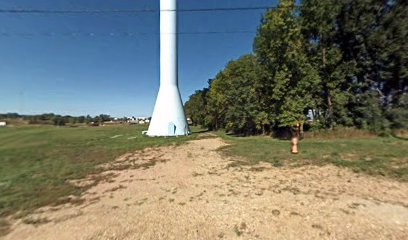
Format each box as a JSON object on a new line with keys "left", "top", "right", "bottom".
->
{"left": 0, "top": 0, "right": 278, "bottom": 117}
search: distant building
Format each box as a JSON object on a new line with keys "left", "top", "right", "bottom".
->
{"left": 127, "top": 117, "right": 150, "bottom": 125}
{"left": 0, "top": 121, "right": 7, "bottom": 127}
{"left": 103, "top": 120, "right": 122, "bottom": 126}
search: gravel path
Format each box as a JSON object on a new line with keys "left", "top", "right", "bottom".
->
{"left": 3, "top": 137, "right": 408, "bottom": 240}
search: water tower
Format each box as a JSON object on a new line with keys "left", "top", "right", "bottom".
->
{"left": 147, "top": 0, "right": 190, "bottom": 136}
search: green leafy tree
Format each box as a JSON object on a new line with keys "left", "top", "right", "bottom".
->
{"left": 220, "top": 55, "right": 263, "bottom": 134}
{"left": 204, "top": 55, "right": 265, "bottom": 134}
{"left": 184, "top": 88, "right": 209, "bottom": 127}
{"left": 183, "top": 0, "right": 407, "bottom": 135}
{"left": 301, "top": 0, "right": 354, "bottom": 128}
{"left": 336, "top": 0, "right": 407, "bottom": 130}
{"left": 205, "top": 73, "right": 229, "bottom": 130}
{"left": 52, "top": 116, "right": 66, "bottom": 126}
{"left": 85, "top": 115, "right": 92, "bottom": 124}
{"left": 254, "top": 0, "right": 321, "bottom": 128}
{"left": 77, "top": 116, "right": 85, "bottom": 124}
{"left": 387, "top": 94, "right": 408, "bottom": 130}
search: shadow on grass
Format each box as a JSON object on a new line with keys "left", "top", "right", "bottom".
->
{"left": 224, "top": 127, "right": 293, "bottom": 140}
{"left": 391, "top": 133, "right": 408, "bottom": 141}
{"left": 191, "top": 129, "right": 211, "bottom": 134}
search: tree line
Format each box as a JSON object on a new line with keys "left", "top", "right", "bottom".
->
{"left": 0, "top": 113, "right": 114, "bottom": 126}
{"left": 184, "top": 0, "right": 407, "bottom": 135}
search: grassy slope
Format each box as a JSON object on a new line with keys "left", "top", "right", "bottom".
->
{"left": 218, "top": 132, "right": 408, "bottom": 181}
{"left": 0, "top": 125, "right": 196, "bottom": 219}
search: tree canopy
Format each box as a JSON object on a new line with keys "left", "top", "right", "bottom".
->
{"left": 184, "top": 0, "right": 407, "bottom": 135}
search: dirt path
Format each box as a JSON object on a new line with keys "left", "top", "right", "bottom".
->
{"left": 3, "top": 137, "right": 408, "bottom": 240}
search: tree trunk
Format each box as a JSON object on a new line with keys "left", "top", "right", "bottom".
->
{"left": 327, "top": 90, "right": 333, "bottom": 129}
{"left": 322, "top": 47, "right": 333, "bottom": 129}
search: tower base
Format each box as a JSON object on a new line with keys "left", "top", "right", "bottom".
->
{"left": 147, "top": 84, "right": 190, "bottom": 137}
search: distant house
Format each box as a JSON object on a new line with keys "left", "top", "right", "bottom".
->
{"left": 127, "top": 116, "right": 150, "bottom": 125}
{"left": 0, "top": 121, "right": 7, "bottom": 127}
{"left": 103, "top": 120, "right": 122, "bottom": 126}
{"left": 128, "top": 119, "right": 139, "bottom": 125}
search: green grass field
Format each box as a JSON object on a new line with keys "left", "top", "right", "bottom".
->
{"left": 218, "top": 132, "right": 408, "bottom": 181}
{"left": 0, "top": 125, "right": 197, "bottom": 220}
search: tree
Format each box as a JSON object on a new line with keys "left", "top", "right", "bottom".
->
{"left": 206, "top": 73, "right": 229, "bottom": 130}
{"left": 387, "top": 94, "right": 408, "bottom": 130}
{"left": 183, "top": 0, "right": 407, "bottom": 135}
{"left": 215, "top": 55, "right": 263, "bottom": 134}
{"left": 184, "top": 89, "right": 209, "bottom": 127}
{"left": 301, "top": 0, "right": 354, "bottom": 128}
{"left": 85, "top": 115, "right": 92, "bottom": 124}
{"left": 91, "top": 114, "right": 112, "bottom": 124}
{"left": 336, "top": 0, "right": 408, "bottom": 130}
{"left": 254, "top": 0, "right": 321, "bottom": 128}
{"left": 52, "top": 116, "right": 66, "bottom": 126}
{"left": 77, "top": 116, "right": 85, "bottom": 124}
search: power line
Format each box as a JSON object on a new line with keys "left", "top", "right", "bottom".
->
{"left": 0, "top": 6, "right": 285, "bottom": 14}
{"left": 0, "top": 30, "right": 256, "bottom": 37}
{"left": 179, "top": 30, "right": 255, "bottom": 35}
{"left": 0, "top": 5, "right": 299, "bottom": 37}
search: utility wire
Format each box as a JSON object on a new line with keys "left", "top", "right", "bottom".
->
{"left": 0, "top": 6, "right": 297, "bottom": 14}
{"left": 0, "top": 30, "right": 256, "bottom": 37}
{"left": 179, "top": 30, "right": 255, "bottom": 35}
{"left": 0, "top": 5, "right": 299, "bottom": 37}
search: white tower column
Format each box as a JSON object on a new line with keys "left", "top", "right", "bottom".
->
{"left": 147, "top": 0, "right": 189, "bottom": 136}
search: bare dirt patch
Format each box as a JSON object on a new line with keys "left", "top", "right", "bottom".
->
{"left": 3, "top": 137, "right": 408, "bottom": 240}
